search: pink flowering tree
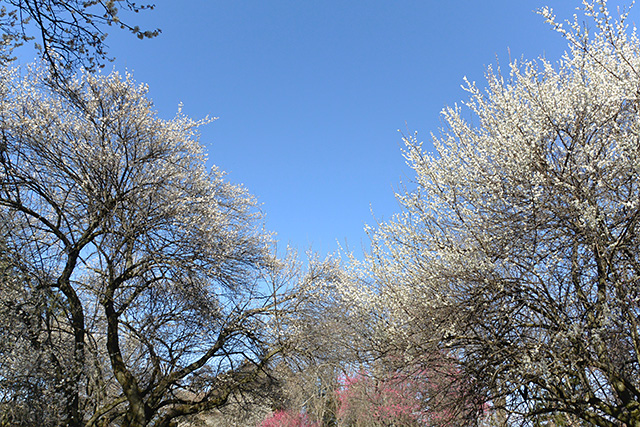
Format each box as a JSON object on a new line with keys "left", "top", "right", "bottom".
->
{"left": 335, "top": 354, "right": 481, "bottom": 427}
{"left": 336, "top": 371, "right": 424, "bottom": 427}
{"left": 259, "top": 409, "right": 319, "bottom": 427}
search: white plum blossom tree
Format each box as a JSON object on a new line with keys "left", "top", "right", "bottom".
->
{"left": 0, "top": 65, "right": 290, "bottom": 427}
{"left": 0, "top": 0, "right": 159, "bottom": 73}
{"left": 351, "top": 1, "right": 640, "bottom": 426}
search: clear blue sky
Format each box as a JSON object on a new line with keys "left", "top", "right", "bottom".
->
{"left": 17, "top": 1, "right": 637, "bottom": 257}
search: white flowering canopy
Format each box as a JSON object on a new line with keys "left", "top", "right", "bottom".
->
{"left": 0, "top": 66, "right": 281, "bottom": 427}
{"left": 348, "top": 1, "right": 640, "bottom": 426}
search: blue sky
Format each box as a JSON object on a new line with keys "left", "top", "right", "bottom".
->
{"left": 18, "top": 1, "right": 636, "bottom": 258}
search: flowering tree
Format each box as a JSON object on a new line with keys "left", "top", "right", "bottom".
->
{"left": 336, "top": 370, "right": 425, "bottom": 427}
{"left": 335, "top": 354, "right": 477, "bottom": 427}
{"left": 259, "top": 410, "right": 319, "bottom": 427}
{"left": 0, "top": 0, "right": 158, "bottom": 73}
{"left": 264, "top": 355, "right": 475, "bottom": 427}
{"left": 0, "top": 66, "right": 292, "bottom": 427}
{"left": 359, "top": 1, "right": 640, "bottom": 426}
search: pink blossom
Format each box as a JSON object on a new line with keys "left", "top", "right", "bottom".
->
{"left": 259, "top": 409, "right": 319, "bottom": 427}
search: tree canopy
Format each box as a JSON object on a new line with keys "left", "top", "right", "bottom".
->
{"left": 340, "top": 1, "right": 640, "bottom": 426}
{"left": 0, "top": 0, "right": 159, "bottom": 73}
{"left": 4, "top": 1, "right": 640, "bottom": 426}
{"left": 0, "top": 65, "right": 294, "bottom": 427}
